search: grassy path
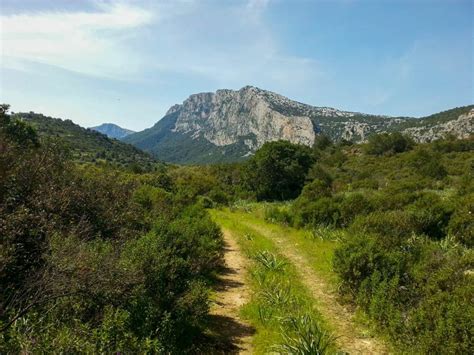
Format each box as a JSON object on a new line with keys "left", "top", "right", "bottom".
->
{"left": 211, "top": 207, "right": 389, "bottom": 354}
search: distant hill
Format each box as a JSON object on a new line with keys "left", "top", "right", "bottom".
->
{"left": 16, "top": 112, "right": 156, "bottom": 167}
{"left": 90, "top": 123, "right": 135, "bottom": 139}
{"left": 124, "top": 86, "right": 473, "bottom": 164}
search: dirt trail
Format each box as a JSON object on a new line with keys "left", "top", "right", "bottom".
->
{"left": 243, "top": 221, "right": 389, "bottom": 355}
{"left": 208, "top": 229, "right": 254, "bottom": 354}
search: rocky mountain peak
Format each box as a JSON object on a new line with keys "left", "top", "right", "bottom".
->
{"left": 123, "top": 86, "right": 472, "bottom": 164}
{"left": 169, "top": 86, "right": 317, "bottom": 151}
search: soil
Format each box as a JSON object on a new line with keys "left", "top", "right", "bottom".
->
{"left": 208, "top": 229, "right": 255, "bottom": 354}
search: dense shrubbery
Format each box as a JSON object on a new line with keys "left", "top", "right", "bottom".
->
{"left": 333, "top": 233, "right": 473, "bottom": 353}
{"left": 364, "top": 132, "right": 414, "bottom": 155}
{"left": 0, "top": 107, "right": 223, "bottom": 353}
{"left": 250, "top": 133, "right": 473, "bottom": 352}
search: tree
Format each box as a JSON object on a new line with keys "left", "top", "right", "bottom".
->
{"left": 245, "top": 140, "right": 314, "bottom": 201}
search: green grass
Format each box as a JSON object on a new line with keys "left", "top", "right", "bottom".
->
{"left": 210, "top": 208, "right": 337, "bottom": 354}
{"left": 229, "top": 203, "right": 340, "bottom": 285}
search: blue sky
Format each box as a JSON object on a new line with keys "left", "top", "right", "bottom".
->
{"left": 1, "top": 0, "right": 472, "bottom": 130}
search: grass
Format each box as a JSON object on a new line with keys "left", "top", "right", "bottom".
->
{"left": 228, "top": 202, "right": 340, "bottom": 286}
{"left": 210, "top": 208, "right": 338, "bottom": 354}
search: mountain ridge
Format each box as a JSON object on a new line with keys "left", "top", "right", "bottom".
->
{"left": 90, "top": 123, "right": 135, "bottom": 139}
{"left": 124, "top": 86, "right": 473, "bottom": 163}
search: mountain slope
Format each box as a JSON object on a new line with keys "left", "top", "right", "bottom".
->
{"left": 124, "top": 86, "right": 473, "bottom": 164}
{"left": 397, "top": 106, "right": 474, "bottom": 142}
{"left": 124, "top": 86, "right": 397, "bottom": 163}
{"left": 16, "top": 112, "right": 156, "bottom": 166}
{"left": 90, "top": 123, "right": 135, "bottom": 139}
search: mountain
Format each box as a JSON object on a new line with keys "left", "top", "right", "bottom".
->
{"left": 397, "top": 106, "right": 474, "bottom": 142}
{"left": 16, "top": 112, "right": 156, "bottom": 167}
{"left": 123, "top": 86, "right": 473, "bottom": 164}
{"left": 90, "top": 123, "right": 135, "bottom": 139}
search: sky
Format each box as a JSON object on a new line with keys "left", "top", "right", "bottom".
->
{"left": 1, "top": 0, "right": 472, "bottom": 131}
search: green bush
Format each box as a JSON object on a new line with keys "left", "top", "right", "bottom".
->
{"left": 294, "top": 197, "right": 340, "bottom": 228}
{"left": 405, "top": 192, "right": 453, "bottom": 239}
{"left": 338, "top": 193, "right": 374, "bottom": 227}
{"left": 407, "top": 148, "right": 447, "bottom": 179}
{"left": 334, "top": 234, "right": 473, "bottom": 353}
{"left": 0, "top": 109, "right": 224, "bottom": 353}
{"left": 365, "top": 132, "right": 414, "bottom": 156}
{"left": 350, "top": 210, "right": 418, "bottom": 241}
{"left": 448, "top": 193, "right": 474, "bottom": 247}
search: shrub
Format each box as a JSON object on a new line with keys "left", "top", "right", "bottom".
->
{"left": 333, "top": 232, "right": 473, "bottom": 353}
{"left": 350, "top": 210, "right": 418, "bottom": 241}
{"left": 338, "top": 193, "right": 374, "bottom": 227}
{"left": 406, "top": 148, "right": 447, "bottom": 179}
{"left": 405, "top": 192, "right": 453, "bottom": 239}
{"left": 294, "top": 197, "right": 340, "bottom": 228}
{"left": 0, "top": 110, "right": 224, "bottom": 353}
{"left": 365, "top": 132, "right": 414, "bottom": 156}
{"left": 264, "top": 205, "right": 293, "bottom": 226}
{"left": 447, "top": 193, "right": 474, "bottom": 247}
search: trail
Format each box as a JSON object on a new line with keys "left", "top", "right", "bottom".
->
{"left": 208, "top": 229, "right": 254, "bottom": 354}
{"left": 242, "top": 220, "right": 389, "bottom": 354}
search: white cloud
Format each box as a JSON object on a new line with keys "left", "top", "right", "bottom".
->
{"left": 1, "top": 0, "right": 323, "bottom": 98}
{"left": 1, "top": 1, "right": 153, "bottom": 77}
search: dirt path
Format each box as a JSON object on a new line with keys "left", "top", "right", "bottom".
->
{"left": 242, "top": 221, "right": 389, "bottom": 355}
{"left": 208, "top": 229, "right": 254, "bottom": 354}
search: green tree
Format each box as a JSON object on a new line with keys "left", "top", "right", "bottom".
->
{"left": 245, "top": 141, "right": 314, "bottom": 201}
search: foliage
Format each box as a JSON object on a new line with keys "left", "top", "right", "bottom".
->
{"left": 0, "top": 107, "right": 224, "bottom": 353}
{"left": 14, "top": 111, "right": 157, "bottom": 169}
{"left": 255, "top": 134, "right": 473, "bottom": 353}
{"left": 333, "top": 234, "right": 473, "bottom": 353}
{"left": 245, "top": 140, "right": 314, "bottom": 201}
{"left": 364, "top": 132, "right": 414, "bottom": 155}
{"left": 277, "top": 314, "right": 334, "bottom": 355}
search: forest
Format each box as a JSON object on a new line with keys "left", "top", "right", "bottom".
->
{"left": 1, "top": 105, "right": 472, "bottom": 353}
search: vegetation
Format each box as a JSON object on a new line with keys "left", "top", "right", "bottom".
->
{"left": 0, "top": 106, "right": 224, "bottom": 353}
{"left": 244, "top": 140, "right": 314, "bottom": 201}
{"left": 15, "top": 111, "right": 157, "bottom": 169}
{"left": 2, "top": 101, "right": 472, "bottom": 353}
{"left": 228, "top": 133, "right": 473, "bottom": 353}
{"left": 395, "top": 105, "right": 474, "bottom": 129}
{"left": 212, "top": 209, "right": 336, "bottom": 354}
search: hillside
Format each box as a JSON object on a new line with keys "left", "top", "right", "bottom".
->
{"left": 124, "top": 86, "right": 473, "bottom": 164}
{"left": 90, "top": 123, "right": 135, "bottom": 139}
{"left": 398, "top": 106, "right": 474, "bottom": 142}
{"left": 15, "top": 112, "right": 156, "bottom": 167}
